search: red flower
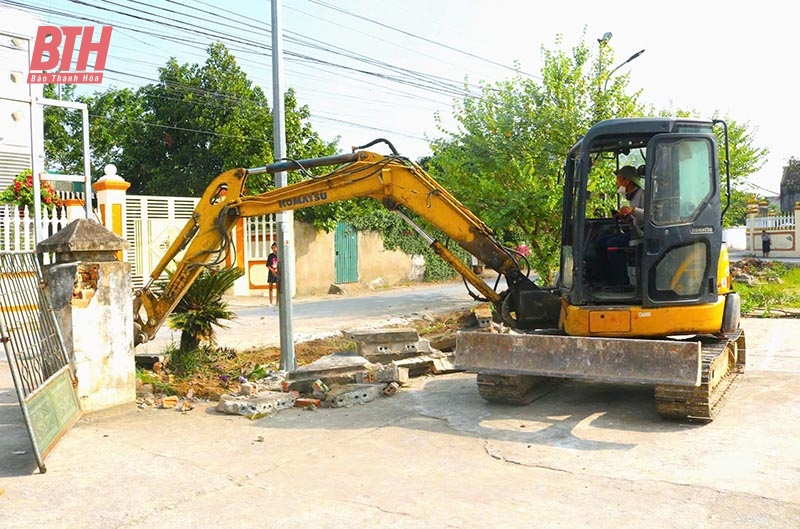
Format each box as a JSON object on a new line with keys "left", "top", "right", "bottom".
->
{"left": 0, "top": 169, "right": 62, "bottom": 210}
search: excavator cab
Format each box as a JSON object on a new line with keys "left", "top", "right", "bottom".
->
{"left": 557, "top": 118, "right": 736, "bottom": 334}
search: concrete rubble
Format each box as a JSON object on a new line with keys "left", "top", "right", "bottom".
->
{"left": 135, "top": 327, "right": 464, "bottom": 419}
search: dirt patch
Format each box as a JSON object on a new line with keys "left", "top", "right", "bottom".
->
{"left": 140, "top": 307, "right": 477, "bottom": 401}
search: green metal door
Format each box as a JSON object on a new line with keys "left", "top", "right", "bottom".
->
{"left": 334, "top": 221, "right": 358, "bottom": 283}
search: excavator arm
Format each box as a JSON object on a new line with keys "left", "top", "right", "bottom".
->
{"left": 133, "top": 149, "right": 558, "bottom": 346}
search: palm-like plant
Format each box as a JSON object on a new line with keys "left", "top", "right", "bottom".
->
{"left": 167, "top": 266, "right": 244, "bottom": 352}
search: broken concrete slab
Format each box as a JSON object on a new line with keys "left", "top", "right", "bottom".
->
{"left": 289, "top": 351, "right": 371, "bottom": 379}
{"left": 394, "top": 351, "right": 459, "bottom": 377}
{"left": 474, "top": 305, "right": 493, "bottom": 328}
{"left": 216, "top": 391, "right": 297, "bottom": 418}
{"left": 285, "top": 351, "right": 373, "bottom": 393}
{"left": 325, "top": 384, "right": 385, "bottom": 408}
{"left": 354, "top": 364, "right": 409, "bottom": 385}
{"left": 344, "top": 328, "right": 433, "bottom": 363}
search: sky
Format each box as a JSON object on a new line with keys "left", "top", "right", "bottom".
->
{"left": 2, "top": 0, "right": 793, "bottom": 197}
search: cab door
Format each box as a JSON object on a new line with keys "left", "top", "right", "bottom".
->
{"left": 642, "top": 134, "right": 722, "bottom": 307}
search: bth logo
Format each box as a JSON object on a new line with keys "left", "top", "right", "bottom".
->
{"left": 27, "top": 26, "right": 113, "bottom": 84}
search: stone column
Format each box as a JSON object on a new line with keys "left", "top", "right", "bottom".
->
{"left": 38, "top": 218, "right": 134, "bottom": 413}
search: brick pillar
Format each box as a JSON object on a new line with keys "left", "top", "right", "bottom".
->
{"left": 92, "top": 164, "right": 130, "bottom": 237}
{"left": 38, "top": 219, "right": 134, "bottom": 413}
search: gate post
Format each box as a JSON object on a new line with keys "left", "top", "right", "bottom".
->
{"left": 746, "top": 198, "right": 759, "bottom": 255}
{"left": 38, "top": 218, "right": 134, "bottom": 412}
{"left": 93, "top": 164, "right": 130, "bottom": 238}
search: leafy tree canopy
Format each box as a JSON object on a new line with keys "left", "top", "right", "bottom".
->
{"left": 42, "top": 42, "right": 346, "bottom": 227}
{"left": 428, "top": 33, "right": 642, "bottom": 281}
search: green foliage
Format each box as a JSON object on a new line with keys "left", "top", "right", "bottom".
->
{"left": 737, "top": 264, "right": 800, "bottom": 316}
{"left": 166, "top": 342, "right": 238, "bottom": 378}
{"left": 167, "top": 265, "right": 244, "bottom": 352}
{"left": 782, "top": 157, "right": 800, "bottom": 194}
{"left": 135, "top": 367, "right": 176, "bottom": 395}
{"left": 428, "top": 33, "right": 642, "bottom": 282}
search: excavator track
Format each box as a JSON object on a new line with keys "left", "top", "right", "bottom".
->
{"left": 476, "top": 374, "right": 563, "bottom": 405}
{"left": 654, "top": 330, "right": 746, "bottom": 421}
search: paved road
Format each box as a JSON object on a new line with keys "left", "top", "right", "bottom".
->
{"left": 134, "top": 277, "right": 504, "bottom": 354}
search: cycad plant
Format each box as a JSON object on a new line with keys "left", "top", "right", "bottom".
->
{"left": 167, "top": 265, "right": 244, "bottom": 352}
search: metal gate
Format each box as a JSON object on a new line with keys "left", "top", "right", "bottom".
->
{"left": 123, "top": 195, "right": 200, "bottom": 288}
{"left": 0, "top": 252, "right": 80, "bottom": 473}
{"left": 334, "top": 221, "right": 358, "bottom": 284}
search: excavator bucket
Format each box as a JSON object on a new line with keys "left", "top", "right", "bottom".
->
{"left": 454, "top": 331, "right": 702, "bottom": 386}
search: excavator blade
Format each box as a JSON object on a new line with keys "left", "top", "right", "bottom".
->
{"left": 455, "top": 331, "right": 702, "bottom": 386}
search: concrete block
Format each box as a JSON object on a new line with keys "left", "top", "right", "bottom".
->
{"left": 239, "top": 382, "right": 257, "bottom": 396}
{"left": 474, "top": 305, "right": 493, "bottom": 328}
{"left": 347, "top": 328, "right": 432, "bottom": 362}
{"left": 216, "top": 391, "right": 296, "bottom": 418}
{"left": 356, "top": 364, "right": 409, "bottom": 385}
{"left": 289, "top": 351, "right": 370, "bottom": 380}
{"left": 394, "top": 352, "right": 459, "bottom": 376}
{"left": 325, "top": 384, "right": 384, "bottom": 408}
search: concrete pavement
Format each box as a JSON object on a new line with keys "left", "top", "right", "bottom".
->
{"left": 2, "top": 315, "right": 800, "bottom": 529}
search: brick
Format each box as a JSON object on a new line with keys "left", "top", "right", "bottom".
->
{"left": 295, "top": 397, "right": 321, "bottom": 409}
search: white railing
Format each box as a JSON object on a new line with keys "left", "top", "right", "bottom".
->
{"left": 752, "top": 214, "right": 795, "bottom": 230}
{"left": 0, "top": 204, "right": 71, "bottom": 251}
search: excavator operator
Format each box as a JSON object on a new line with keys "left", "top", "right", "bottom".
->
{"left": 594, "top": 165, "right": 644, "bottom": 289}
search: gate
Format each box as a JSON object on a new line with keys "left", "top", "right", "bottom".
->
{"left": 0, "top": 252, "right": 80, "bottom": 473}
{"left": 334, "top": 221, "right": 358, "bottom": 284}
{"left": 123, "top": 195, "right": 200, "bottom": 288}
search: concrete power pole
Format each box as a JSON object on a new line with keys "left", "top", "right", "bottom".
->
{"left": 271, "top": 0, "right": 295, "bottom": 371}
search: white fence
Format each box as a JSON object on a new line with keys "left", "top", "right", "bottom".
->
{"left": 0, "top": 204, "right": 73, "bottom": 252}
{"left": 751, "top": 213, "right": 795, "bottom": 230}
{"left": 1, "top": 197, "right": 275, "bottom": 292}
{"left": 746, "top": 208, "right": 800, "bottom": 258}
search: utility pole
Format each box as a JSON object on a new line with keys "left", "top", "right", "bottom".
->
{"left": 271, "top": 0, "right": 296, "bottom": 371}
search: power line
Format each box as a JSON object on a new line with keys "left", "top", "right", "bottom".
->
{"left": 306, "top": 0, "right": 539, "bottom": 79}
{"left": 3, "top": 0, "right": 526, "bottom": 153}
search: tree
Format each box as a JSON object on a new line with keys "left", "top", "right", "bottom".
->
{"left": 42, "top": 43, "right": 338, "bottom": 204}
{"left": 781, "top": 157, "right": 800, "bottom": 194}
{"left": 429, "top": 34, "right": 642, "bottom": 281}
{"left": 43, "top": 83, "right": 83, "bottom": 173}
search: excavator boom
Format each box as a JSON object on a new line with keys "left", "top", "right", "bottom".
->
{"left": 133, "top": 150, "right": 547, "bottom": 345}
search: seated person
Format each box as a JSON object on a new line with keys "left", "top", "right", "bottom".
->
{"left": 593, "top": 165, "right": 644, "bottom": 286}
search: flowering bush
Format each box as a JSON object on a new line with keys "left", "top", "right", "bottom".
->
{"left": 0, "top": 169, "right": 62, "bottom": 210}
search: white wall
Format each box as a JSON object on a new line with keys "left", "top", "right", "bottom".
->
{"left": 723, "top": 227, "right": 746, "bottom": 251}
{"left": 0, "top": 7, "right": 42, "bottom": 187}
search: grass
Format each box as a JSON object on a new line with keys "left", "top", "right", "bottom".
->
{"left": 737, "top": 262, "right": 800, "bottom": 316}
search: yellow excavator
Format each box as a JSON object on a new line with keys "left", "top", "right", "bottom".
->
{"left": 133, "top": 117, "right": 745, "bottom": 421}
